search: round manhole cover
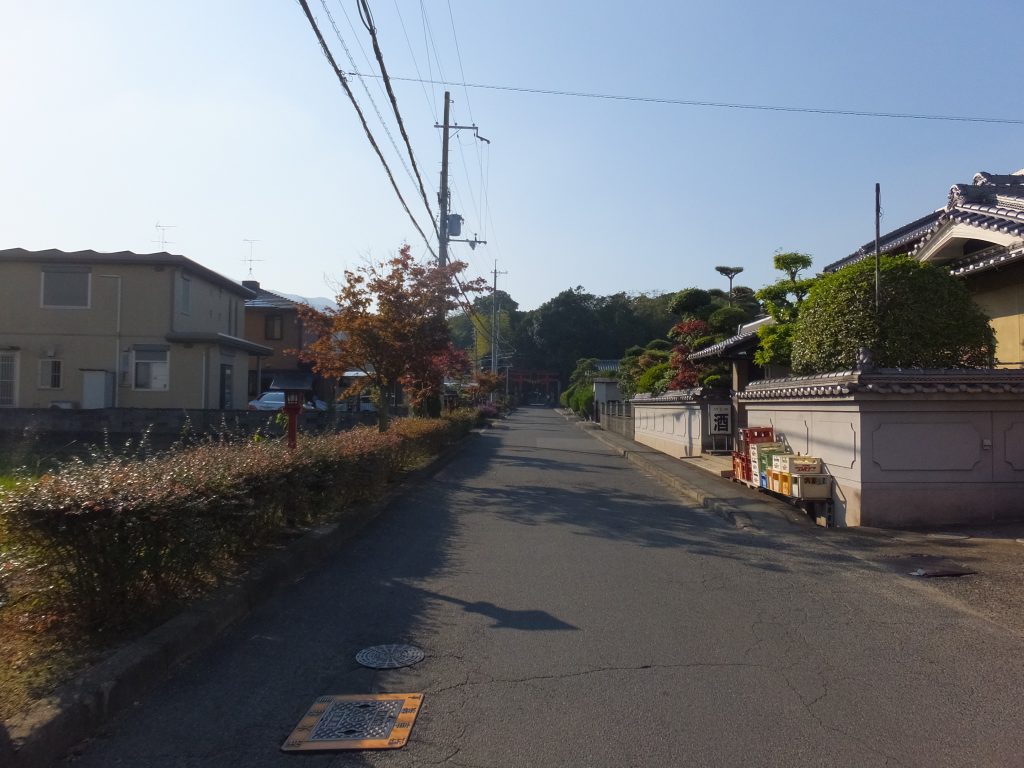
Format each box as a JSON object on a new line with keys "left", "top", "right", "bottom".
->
{"left": 355, "top": 644, "right": 425, "bottom": 669}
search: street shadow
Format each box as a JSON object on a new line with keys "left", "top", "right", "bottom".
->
{"left": 386, "top": 582, "right": 578, "bottom": 631}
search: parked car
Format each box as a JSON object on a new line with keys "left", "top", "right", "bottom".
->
{"left": 247, "top": 392, "right": 327, "bottom": 412}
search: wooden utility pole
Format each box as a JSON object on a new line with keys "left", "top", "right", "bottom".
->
{"left": 875, "top": 183, "right": 881, "bottom": 316}
{"left": 438, "top": 91, "right": 451, "bottom": 268}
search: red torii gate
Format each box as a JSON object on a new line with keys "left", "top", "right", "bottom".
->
{"left": 506, "top": 370, "right": 560, "bottom": 404}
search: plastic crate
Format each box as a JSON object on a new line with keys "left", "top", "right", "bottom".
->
{"left": 749, "top": 441, "right": 786, "bottom": 464}
{"left": 759, "top": 471, "right": 769, "bottom": 489}
{"left": 738, "top": 427, "right": 775, "bottom": 451}
{"left": 773, "top": 455, "right": 823, "bottom": 475}
{"left": 732, "top": 452, "right": 752, "bottom": 482}
{"left": 791, "top": 473, "right": 832, "bottom": 499}
{"left": 767, "top": 469, "right": 781, "bottom": 492}
{"left": 757, "top": 448, "right": 791, "bottom": 476}
{"left": 778, "top": 471, "right": 792, "bottom": 496}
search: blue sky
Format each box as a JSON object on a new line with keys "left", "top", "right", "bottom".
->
{"left": 1, "top": 1, "right": 1020, "bottom": 310}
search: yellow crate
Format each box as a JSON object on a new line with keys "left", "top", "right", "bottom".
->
{"left": 778, "top": 471, "right": 793, "bottom": 496}
{"left": 791, "top": 473, "right": 832, "bottom": 499}
{"left": 767, "top": 468, "right": 780, "bottom": 492}
{"left": 772, "top": 455, "right": 823, "bottom": 474}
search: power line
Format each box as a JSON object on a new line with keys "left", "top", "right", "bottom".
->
{"left": 296, "top": 0, "right": 436, "bottom": 258}
{"left": 342, "top": 71, "right": 1024, "bottom": 125}
{"left": 318, "top": 0, "right": 419, "bottom": 196}
{"left": 391, "top": 0, "right": 437, "bottom": 121}
{"left": 356, "top": 0, "right": 438, "bottom": 234}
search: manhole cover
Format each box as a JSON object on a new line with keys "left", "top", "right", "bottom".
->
{"left": 281, "top": 693, "right": 423, "bottom": 751}
{"left": 356, "top": 644, "right": 425, "bottom": 669}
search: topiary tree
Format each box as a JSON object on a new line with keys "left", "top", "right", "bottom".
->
{"left": 754, "top": 251, "right": 816, "bottom": 369}
{"left": 791, "top": 255, "right": 995, "bottom": 374}
{"left": 707, "top": 306, "right": 748, "bottom": 336}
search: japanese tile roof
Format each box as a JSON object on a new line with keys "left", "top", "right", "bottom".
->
{"left": 823, "top": 210, "right": 943, "bottom": 273}
{"left": 0, "top": 247, "right": 255, "bottom": 297}
{"left": 737, "top": 369, "right": 1024, "bottom": 401}
{"left": 826, "top": 169, "right": 1024, "bottom": 274}
{"left": 631, "top": 387, "right": 709, "bottom": 403}
{"left": 688, "top": 316, "right": 773, "bottom": 361}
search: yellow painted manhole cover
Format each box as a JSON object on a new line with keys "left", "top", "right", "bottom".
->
{"left": 281, "top": 693, "right": 423, "bottom": 751}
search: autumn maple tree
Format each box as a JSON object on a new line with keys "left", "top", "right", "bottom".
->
{"left": 298, "top": 245, "right": 485, "bottom": 430}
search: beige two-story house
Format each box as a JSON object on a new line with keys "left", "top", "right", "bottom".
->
{"left": 0, "top": 248, "right": 271, "bottom": 409}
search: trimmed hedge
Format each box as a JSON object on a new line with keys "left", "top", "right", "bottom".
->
{"left": 0, "top": 413, "right": 478, "bottom": 629}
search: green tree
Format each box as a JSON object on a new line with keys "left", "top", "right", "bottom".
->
{"left": 791, "top": 255, "right": 995, "bottom": 374}
{"left": 754, "top": 251, "right": 816, "bottom": 368}
{"left": 707, "top": 306, "right": 748, "bottom": 336}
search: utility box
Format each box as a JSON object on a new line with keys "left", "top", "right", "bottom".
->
{"left": 447, "top": 214, "right": 463, "bottom": 237}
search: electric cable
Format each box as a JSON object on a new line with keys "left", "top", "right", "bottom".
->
{"left": 318, "top": 0, "right": 419, "bottom": 198}
{"left": 296, "top": 0, "right": 437, "bottom": 258}
{"left": 356, "top": 0, "right": 439, "bottom": 236}
{"left": 343, "top": 71, "right": 1024, "bottom": 125}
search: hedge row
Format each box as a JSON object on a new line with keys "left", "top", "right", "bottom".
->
{"left": 0, "top": 411, "right": 480, "bottom": 629}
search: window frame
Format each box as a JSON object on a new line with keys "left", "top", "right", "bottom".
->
{"left": 40, "top": 266, "right": 92, "bottom": 309}
{"left": 38, "top": 359, "right": 63, "bottom": 390}
{"left": 131, "top": 347, "right": 170, "bottom": 392}
{"left": 178, "top": 274, "right": 191, "bottom": 316}
{"left": 0, "top": 350, "right": 18, "bottom": 407}
{"left": 265, "top": 314, "right": 284, "bottom": 340}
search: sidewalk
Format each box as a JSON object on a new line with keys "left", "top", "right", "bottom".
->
{"left": 567, "top": 413, "right": 1024, "bottom": 637}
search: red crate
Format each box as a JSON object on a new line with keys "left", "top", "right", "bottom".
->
{"left": 738, "top": 427, "right": 775, "bottom": 452}
{"left": 732, "top": 451, "right": 752, "bottom": 482}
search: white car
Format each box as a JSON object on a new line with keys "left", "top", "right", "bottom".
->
{"left": 246, "top": 392, "right": 327, "bottom": 411}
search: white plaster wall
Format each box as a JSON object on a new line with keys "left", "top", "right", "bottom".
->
{"left": 633, "top": 402, "right": 702, "bottom": 458}
{"left": 743, "top": 403, "right": 863, "bottom": 526}
{"left": 744, "top": 398, "right": 1024, "bottom": 528}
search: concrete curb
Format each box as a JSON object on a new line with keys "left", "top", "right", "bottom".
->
{"left": 573, "top": 419, "right": 756, "bottom": 532}
{"left": 2, "top": 434, "right": 477, "bottom": 768}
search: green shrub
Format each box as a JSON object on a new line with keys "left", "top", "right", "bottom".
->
{"left": 636, "top": 361, "right": 670, "bottom": 395}
{"left": 791, "top": 255, "right": 995, "bottom": 374}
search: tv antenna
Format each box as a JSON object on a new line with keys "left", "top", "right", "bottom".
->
{"left": 242, "top": 239, "right": 263, "bottom": 276}
{"left": 153, "top": 222, "right": 176, "bottom": 250}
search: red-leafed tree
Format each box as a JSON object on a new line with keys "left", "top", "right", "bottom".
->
{"left": 401, "top": 343, "right": 472, "bottom": 413}
{"left": 298, "top": 245, "right": 486, "bottom": 430}
{"left": 667, "top": 318, "right": 711, "bottom": 390}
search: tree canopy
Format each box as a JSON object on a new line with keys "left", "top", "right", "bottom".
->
{"left": 791, "top": 255, "right": 995, "bottom": 374}
{"left": 300, "top": 245, "right": 485, "bottom": 429}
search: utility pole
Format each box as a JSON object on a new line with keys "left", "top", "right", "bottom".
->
{"left": 490, "top": 261, "right": 507, "bottom": 375}
{"left": 874, "top": 183, "right": 881, "bottom": 317}
{"left": 438, "top": 91, "right": 451, "bottom": 268}
{"left": 435, "top": 92, "right": 490, "bottom": 267}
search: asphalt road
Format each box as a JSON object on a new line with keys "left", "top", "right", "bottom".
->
{"left": 69, "top": 407, "right": 1024, "bottom": 767}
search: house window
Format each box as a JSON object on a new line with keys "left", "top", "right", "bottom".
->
{"left": 41, "top": 266, "right": 91, "bottom": 308}
{"left": 0, "top": 351, "right": 17, "bottom": 406}
{"left": 265, "top": 314, "right": 283, "bottom": 340}
{"left": 38, "top": 359, "right": 62, "bottom": 389}
{"left": 132, "top": 348, "right": 169, "bottom": 391}
{"left": 178, "top": 275, "right": 191, "bottom": 315}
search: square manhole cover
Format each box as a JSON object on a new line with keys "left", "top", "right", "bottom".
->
{"left": 281, "top": 693, "right": 424, "bottom": 751}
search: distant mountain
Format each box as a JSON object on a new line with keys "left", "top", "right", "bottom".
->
{"left": 279, "top": 293, "right": 336, "bottom": 311}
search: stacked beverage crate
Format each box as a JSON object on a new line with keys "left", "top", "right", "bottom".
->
{"left": 770, "top": 454, "right": 831, "bottom": 499}
{"left": 733, "top": 427, "right": 776, "bottom": 483}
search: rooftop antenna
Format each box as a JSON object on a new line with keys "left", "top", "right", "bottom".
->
{"left": 153, "top": 222, "right": 176, "bottom": 251}
{"left": 242, "top": 238, "right": 263, "bottom": 276}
